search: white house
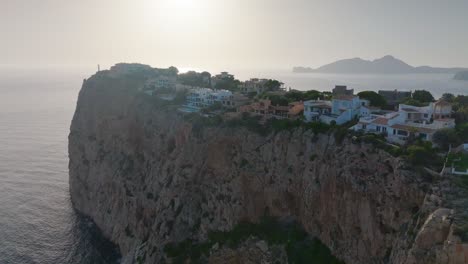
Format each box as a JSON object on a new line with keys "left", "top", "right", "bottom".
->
{"left": 353, "top": 100, "right": 455, "bottom": 144}
{"left": 186, "top": 88, "right": 234, "bottom": 109}
{"left": 239, "top": 78, "right": 269, "bottom": 94}
{"left": 142, "top": 75, "right": 177, "bottom": 95}
{"left": 304, "top": 95, "right": 370, "bottom": 125}
{"left": 303, "top": 100, "right": 332, "bottom": 122}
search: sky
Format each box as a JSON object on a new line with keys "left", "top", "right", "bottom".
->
{"left": 2, "top": 0, "right": 468, "bottom": 71}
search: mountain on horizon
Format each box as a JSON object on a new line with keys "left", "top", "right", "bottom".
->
{"left": 293, "top": 55, "right": 468, "bottom": 74}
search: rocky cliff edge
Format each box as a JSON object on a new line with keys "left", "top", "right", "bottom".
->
{"left": 69, "top": 65, "right": 468, "bottom": 263}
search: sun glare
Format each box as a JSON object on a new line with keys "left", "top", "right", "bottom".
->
{"left": 142, "top": 0, "right": 209, "bottom": 32}
{"left": 170, "top": 0, "right": 195, "bottom": 9}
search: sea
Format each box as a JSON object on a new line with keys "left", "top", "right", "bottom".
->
{"left": 0, "top": 67, "right": 467, "bottom": 264}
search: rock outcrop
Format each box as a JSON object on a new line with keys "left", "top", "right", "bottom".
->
{"left": 69, "top": 65, "right": 468, "bottom": 263}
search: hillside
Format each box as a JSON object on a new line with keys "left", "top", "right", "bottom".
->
{"left": 294, "top": 55, "right": 468, "bottom": 74}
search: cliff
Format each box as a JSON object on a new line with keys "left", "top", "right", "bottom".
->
{"left": 69, "top": 65, "right": 468, "bottom": 263}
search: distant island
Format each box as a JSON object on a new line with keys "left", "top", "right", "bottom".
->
{"left": 294, "top": 55, "right": 468, "bottom": 74}
{"left": 454, "top": 71, "right": 468, "bottom": 81}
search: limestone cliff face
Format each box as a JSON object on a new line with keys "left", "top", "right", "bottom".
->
{"left": 69, "top": 68, "right": 468, "bottom": 264}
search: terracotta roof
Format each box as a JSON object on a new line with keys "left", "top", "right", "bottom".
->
{"left": 387, "top": 113, "right": 400, "bottom": 119}
{"left": 435, "top": 100, "right": 451, "bottom": 106}
{"left": 273, "top": 106, "right": 290, "bottom": 111}
{"left": 289, "top": 101, "right": 303, "bottom": 106}
{"left": 373, "top": 118, "right": 389, "bottom": 125}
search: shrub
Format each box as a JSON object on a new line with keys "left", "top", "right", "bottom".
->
{"left": 412, "top": 90, "right": 435, "bottom": 103}
{"left": 357, "top": 91, "right": 387, "bottom": 107}
{"left": 333, "top": 127, "right": 349, "bottom": 144}
{"left": 165, "top": 217, "right": 344, "bottom": 264}
{"left": 269, "top": 119, "right": 302, "bottom": 132}
{"left": 432, "top": 128, "right": 461, "bottom": 150}
{"left": 406, "top": 145, "right": 442, "bottom": 169}
{"left": 305, "top": 122, "right": 331, "bottom": 134}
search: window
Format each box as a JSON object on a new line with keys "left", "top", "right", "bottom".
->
{"left": 397, "top": 130, "right": 408, "bottom": 136}
{"left": 362, "top": 124, "right": 367, "bottom": 129}
{"left": 376, "top": 126, "right": 381, "bottom": 132}
{"left": 382, "top": 127, "right": 387, "bottom": 132}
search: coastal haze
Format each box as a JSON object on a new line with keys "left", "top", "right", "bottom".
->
{"left": 2, "top": 0, "right": 468, "bottom": 70}
{"left": 1, "top": 0, "right": 468, "bottom": 263}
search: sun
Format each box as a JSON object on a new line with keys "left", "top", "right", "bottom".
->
{"left": 148, "top": 0, "right": 200, "bottom": 13}
{"left": 170, "top": 0, "right": 196, "bottom": 9}
{"left": 142, "top": 0, "right": 209, "bottom": 30}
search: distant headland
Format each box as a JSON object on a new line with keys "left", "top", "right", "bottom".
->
{"left": 454, "top": 71, "right": 468, "bottom": 81}
{"left": 294, "top": 55, "right": 468, "bottom": 74}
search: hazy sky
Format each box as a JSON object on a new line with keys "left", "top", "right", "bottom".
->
{"left": 2, "top": 0, "right": 468, "bottom": 71}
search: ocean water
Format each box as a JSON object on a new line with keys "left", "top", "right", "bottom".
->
{"left": 233, "top": 71, "right": 468, "bottom": 98}
{"left": 0, "top": 67, "right": 467, "bottom": 264}
{"left": 0, "top": 68, "right": 120, "bottom": 264}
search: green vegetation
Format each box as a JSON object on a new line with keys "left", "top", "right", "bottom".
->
{"left": 398, "top": 90, "right": 434, "bottom": 107}
{"left": 178, "top": 71, "right": 211, "bottom": 87}
{"left": 406, "top": 144, "right": 438, "bottom": 167}
{"left": 333, "top": 126, "right": 349, "bottom": 144}
{"left": 447, "top": 152, "right": 468, "bottom": 172}
{"left": 352, "top": 132, "right": 444, "bottom": 170}
{"left": 226, "top": 113, "right": 270, "bottom": 136}
{"left": 453, "top": 222, "right": 468, "bottom": 243}
{"left": 267, "top": 94, "right": 290, "bottom": 106}
{"left": 357, "top": 91, "right": 387, "bottom": 107}
{"left": 412, "top": 90, "right": 435, "bottom": 103}
{"left": 401, "top": 98, "right": 429, "bottom": 107}
{"left": 456, "top": 123, "right": 468, "bottom": 142}
{"left": 214, "top": 76, "right": 241, "bottom": 91}
{"left": 451, "top": 95, "right": 468, "bottom": 124}
{"left": 264, "top": 79, "right": 283, "bottom": 91}
{"left": 225, "top": 113, "right": 333, "bottom": 136}
{"left": 260, "top": 90, "right": 330, "bottom": 106}
{"left": 164, "top": 217, "right": 344, "bottom": 264}
{"left": 442, "top": 93, "right": 455, "bottom": 102}
{"left": 432, "top": 128, "right": 462, "bottom": 150}
{"left": 353, "top": 133, "right": 402, "bottom": 157}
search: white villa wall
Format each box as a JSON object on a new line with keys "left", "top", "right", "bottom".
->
{"left": 452, "top": 168, "right": 468, "bottom": 175}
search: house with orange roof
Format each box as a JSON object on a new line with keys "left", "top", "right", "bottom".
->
{"left": 352, "top": 100, "right": 455, "bottom": 144}
{"left": 238, "top": 99, "right": 304, "bottom": 120}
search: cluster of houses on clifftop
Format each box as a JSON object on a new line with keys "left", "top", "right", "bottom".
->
{"left": 181, "top": 83, "right": 455, "bottom": 145}
{"left": 302, "top": 86, "right": 455, "bottom": 144}
{"left": 352, "top": 101, "right": 454, "bottom": 144}
{"left": 126, "top": 62, "right": 456, "bottom": 145}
